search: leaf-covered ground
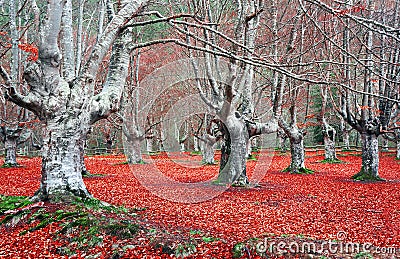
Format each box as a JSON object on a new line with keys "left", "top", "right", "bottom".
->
{"left": 0, "top": 151, "right": 399, "bottom": 258}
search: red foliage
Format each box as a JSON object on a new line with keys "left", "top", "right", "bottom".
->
{"left": 297, "top": 121, "right": 320, "bottom": 128}
{"left": 18, "top": 43, "right": 38, "bottom": 62}
{"left": 335, "top": 5, "right": 366, "bottom": 16}
{"left": 304, "top": 114, "right": 316, "bottom": 119}
{"left": 0, "top": 151, "right": 400, "bottom": 258}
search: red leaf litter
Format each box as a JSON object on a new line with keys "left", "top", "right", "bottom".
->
{"left": 0, "top": 151, "right": 400, "bottom": 258}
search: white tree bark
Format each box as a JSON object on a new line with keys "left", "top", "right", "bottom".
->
{"left": 319, "top": 79, "right": 338, "bottom": 161}
{"left": 75, "top": 0, "right": 85, "bottom": 75}
{"left": 277, "top": 128, "right": 288, "bottom": 152}
{"left": 217, "top": 114, "right": 277, "bottom": 185}
{"left": 217, "top": 115, "right": 248, "bottom": 185}
{"left": 193, "top": 135, "right": 199, "bottom": 152}
{"left": 37, "top": 117, "right": 91, "bottom": 200}
{"left": 199, "top": 134, "right": 217, "bottom": 165}
{"left": 283, "top": 125, "right": 310, "bottom": 174}
{"left": 122, "top": 114, "right": 145, "bottom": 164}
{"left": 323, "top": 135, "right": 337, "bottom": 161}
{"left": 246, "top": 141, "right": 252, "bottom": 158}
{"left": 0, "top": 127, "right": 31, "bottom": 167}
{"left": 126, "top": 137, "right": 143, "bottom": 164}
{"left": 321, "top": 119, "right": 338, "bottom": 161}
{"left": 382, "top": 137, "right": 389, "bottom": 152}
{"left": 289, "top": 136, "right": 305, "bottom": 172}
{"left": 352, "top": 132, "right": 381, "bottom": 180}
{"left": 146, "top": 137, "right": 153, "bottom": 153}
{"left": 61, "top": 0, "right": 75, "bottom": 81}
{"left": 342, "top": 126, "right": 351, "bottom": 150}
{"left": 397, "top": 138, "right": 400, "bottom": 160}
{"left": 9, "top": 0, "right": 19, "bottom": 87}
{"left": 4, "top": 137, "right": 18, "bottom": 167}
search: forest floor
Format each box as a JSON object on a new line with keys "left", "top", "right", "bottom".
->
{"left": 0, "top": 150, "right": 399, "bottom": 258}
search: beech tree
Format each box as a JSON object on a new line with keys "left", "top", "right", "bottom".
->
{"left": 0, "top": 110, "right": 34, "bottom": 167}
{"left": 0, "top": 0, "right": 40, "bottom": 167}
{"left": 0, "top": 0, "right": 148, "bottom": 201}
{"left": 318, "top": 85, "right": 339, "bottom": 162}
{"left": 338, "top": 0, "right": 398, "bottom": 180}
{"left": 301, "top": 0, "right": 400, "bottom": 180}
{"left": 269, "top": 2, "right": 314, "bottom": 174}
{"left": 183, "top": 0, "right": 278, "bottom": 185}
{"left": 195, "top": 114, "right": 222, "bottom": 164}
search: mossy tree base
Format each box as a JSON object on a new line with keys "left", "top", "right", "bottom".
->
{"left": 282, "top": 166, "right": 314, "bottom": 174}
{"left": 82, "top": 172, "right": 106, "bottom": 178}
{"left": 190, "top": 151, "right": 202, "bottom": 156}
{"left": 231, "top": 175, "right": 250, "bottom": 187}
{"left": 128, "top": 159, "right": 146, "bottom": 165}
{"left": 351, "top": 171, "right": 385, "bottom": 182}
{"left": 31, "top": 188, "right": 93, "bottom": 203}
{"left": 211, "top": 176, "right": 251, "bottom": 188}
{"left": 247, "top": 154, "right": 257, "bottom": 161}
{"left": 320, "top": 158, "right": 343, "bottom": 164}
{"left": 211, "top": 179, "right": 227, "bottom": 186}
{"left": 201, "top": 161, "right": 216, "bottom": 165}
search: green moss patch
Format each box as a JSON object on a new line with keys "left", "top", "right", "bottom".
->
{"left": 282, "top": 167, "right": 314, "bottom": 174}
{"left": 319, "top": 158, "right": 343, "bottom": 164}
{"left": 351, "top": 171, "right": 385, "bottom": 182}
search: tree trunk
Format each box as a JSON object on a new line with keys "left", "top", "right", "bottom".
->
{"left": 80, "top": 143, "right": 89, "bottom": 176}
{"left": 277, "top": 128, "right": 288, "bottom": 152}
{"left": 201, "top": 136, "right": 216, "bottom": 165}
{"left": 323, "top": 134, "right": 338, "bottom": 161}
{"left": 340, "top": 117, "right": 351, "bottom": 150}
{"left": 1, "top": 127, "right": 28, "bottom": 167}
{"left": 352, "top": 133, "right": 382, "bottom": 181}
{"left": 342, "top": 130, "right": 350, "bottom": 150}
{"left": 105, "top": 138, "right": 113, "bottom": 153}
{"left": 382, "top": 137, "right": 389, "bottom": 152}
{"left": 127, "top": 138, "right": 143, "bottom": 164}
{"left": 397, "top": 140, "right": 400, "bottom": 160}
{"left": 3, "top": 137, "right": 19, "bottom": 167}
{"left": 282, "top": 127, "right": 312, "bottom": 174}
{"left": 33, "top": 118, "right": 92, "bottom": 201}
{"left": 193, "top": 136, "right": 199, "bottom": 152}
{"left": 322, "top": 122, "right": 338, "bottom": 161}
{"left": 246, "top": 141, "right": 252, "bottom": 158}
{"left": 146, "top": 137, "right": 153, "bottom": 153}
{"left": 288, "top": 135, "right": 306, "bottom": 173}
{"left": 396, "top": 129, "right": 400, "bottom": 160}
{"left": 217, "top": 115, "right": 249, "bottom": 186}
{"left": 251, "top": 137, "right": 258, "bottom": 151}
{"left": 279, "top": 135, "right": 288, "bottom": 152}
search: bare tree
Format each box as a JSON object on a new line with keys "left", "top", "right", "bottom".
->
{"left": 319, "top": 85, "right": 339, "bottom": 162}
{"left": 1, "top": 0, "right": 148, "bottom": 201}
{"left": 270, "top": 3, "right": 314, "bottom": 174}
{"left": 184, "top": 0, "right": 278, "bottom": 185}
{"left": 301, "top": 0, "right": 400, "bottom": 180}
{"left": 0, "top": 0, "right": 39, "bottom": 167}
